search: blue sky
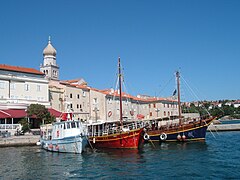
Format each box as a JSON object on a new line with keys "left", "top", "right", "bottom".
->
{"left": 0, "top": 0, "right": 240, "bottom": 101}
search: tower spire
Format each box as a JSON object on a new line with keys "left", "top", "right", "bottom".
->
{"left": 40, "top": 37, "right": 59, "bottom": 81}
{"left": 48, "top": 36, "right": 51, "bottom": 44}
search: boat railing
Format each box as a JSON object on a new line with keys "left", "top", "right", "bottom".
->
{"left": 90, "top": 121, "right": 144, "bottom": 137}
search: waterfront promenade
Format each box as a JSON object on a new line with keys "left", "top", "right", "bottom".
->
{"left": 0, "top": 134, "right": 39, "bottom": 147}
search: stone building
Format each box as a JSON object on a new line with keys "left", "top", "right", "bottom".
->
{"left": 0, "top": 64, "right": 49, "bottom": 108}
{"left": 41, "top": 38, "right": 179, "bottom": 122}
{"left": 0, "top": 64, "right": 53, "bottom": 133}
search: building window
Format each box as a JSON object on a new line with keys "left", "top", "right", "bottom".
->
{"left": 37, "top": 85, "right": 41, "bottom": 91}
{"left": 83, "top": 91, "right": 86, "bottom": 97}
{"left": 77, "top": 104, "right": 79, "bottom": 109}
{"left": 149, "top": 104, "right": 151, "bottom": 108}
{"left": 164, "top": 111, "right": 166, "bottom": 116}
{"left": 70, "top": 93, "right": 72, "bottom": 98}
{"left": 10, "top": 83, "right": 16, "bottom": 90}
{"left": 70, "top": 103, "right": 73, "bottom": 109}
{"left": 153, "top": 103, "right": 156, "bottom": 108}
{"left": 150, "top": 112, "right": 152, "bottom": 116}
{"left": 0, "top": 82, "right": 5, "bottom": 89}
{"left": 93, "top": 98, "right": 98, "bottom": 105}
{"left": 77, "top": 94, "right": 80, "bottom": 99}
{"left": 25, "top": 84, "right": 29, "bottom": 91}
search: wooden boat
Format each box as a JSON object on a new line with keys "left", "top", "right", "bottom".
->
{"left": 88, "top": 120, "right": 144, "bottom": 149}
{"left": 87, "top": 57, "right": 144, "bottom": 149}
{"left": 39, "top": 112, "right": 88, "bottom": 153}
{"left": 144, "top": 71, "right": 215, "bottom": 142}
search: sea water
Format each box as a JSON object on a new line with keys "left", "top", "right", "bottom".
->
{"left": 0, "top": 131, "right": 239, "bottom": 179}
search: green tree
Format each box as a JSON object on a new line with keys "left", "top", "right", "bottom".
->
{"left": 27, "top": 104, "right": 55, "bottom": 125}
{"left": 19, "top": 118, "right": 30, "bottom": 133}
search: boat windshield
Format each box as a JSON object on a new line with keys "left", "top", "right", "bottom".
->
{"left": 63, "top": 121, "right": 80, "bottom": 129}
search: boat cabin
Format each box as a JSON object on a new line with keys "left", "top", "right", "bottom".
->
{"left": 40, "top": 120, "right": 84, "bottom": 140}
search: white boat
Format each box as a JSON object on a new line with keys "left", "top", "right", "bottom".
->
{"left": 40, "top": 112, "right": 88, "bottom": 154}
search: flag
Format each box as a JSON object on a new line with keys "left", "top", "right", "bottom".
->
{"left": 172, "top": 89, "right": 177, "bottom": 96}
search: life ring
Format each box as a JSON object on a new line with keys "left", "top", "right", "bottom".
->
{"left": 143, "top": 133, "right": 150, "bottom": 140}
{"left": 108, "top": 111, "right": 112, "bottom": 117}
{"left": 160, "top": 133, "right": 167, "bottom": 141}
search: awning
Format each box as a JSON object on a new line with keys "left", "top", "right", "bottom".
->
{"left": 0, "top": 108, "right": 61, "bottom": 119}
{"left": 3, "top": 109, "right": 27, "bottom": 118}
{"left": 48, "top": 108, "right": 61, "bottom": 118}
{"left": 0, "top": 110, "right": 12, "bottom": 118}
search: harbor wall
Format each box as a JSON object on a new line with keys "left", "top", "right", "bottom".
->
{"left": 208, "top": 123, "right": 240, "bottom": 131}
{"left": 0, "top": 135, "right": 39, "bottom": 147}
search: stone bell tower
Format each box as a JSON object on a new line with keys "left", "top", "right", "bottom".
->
{"left": 40, "top": 36, "right": 59, "bottom": 80}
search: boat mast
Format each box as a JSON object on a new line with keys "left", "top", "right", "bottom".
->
{"left": 118, "top": 57, "right": 123, "bottom": 127}
{"left": 176, "top": 71, "right": 182, "bottom": 125}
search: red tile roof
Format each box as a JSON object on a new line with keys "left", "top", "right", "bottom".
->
{"left": 0, "top": 64, "right": 44, "bottom": 75}
{"left": 64, "top": 80, "right": 177, "bottom": 104}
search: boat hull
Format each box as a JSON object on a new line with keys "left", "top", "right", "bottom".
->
{"left": 41, "top": 135, "right": 88, "bottom": 154}
{"left": 147, "top": 118, "right": 214, "bottom": 142}
{"left": 89, "top": 128, "right": 144, "bottom": 149}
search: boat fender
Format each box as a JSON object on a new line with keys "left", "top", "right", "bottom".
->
{"left": 160, "top": 133, "right": 167, "bottom": 141}
{"left": 143, "top": 133, "right": 150, "bottom": 140}
{"left": 177, "top": 134, "right": 181, "bottom": 140}
{"left": 108, "top": 111, "right": 112, "bottom": 117}
{"left": 182, "top": 134, "right": 186, "bottom": 140}
{"left": 48, "top": 143, "right": 53, "bottom": 149}
{"left": 93, "top": 137, "right": 96, "bottom": 144}
{"left": 36, "top": 141, "right": 41, "bottom": 146}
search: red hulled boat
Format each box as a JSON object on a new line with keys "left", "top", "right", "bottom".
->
{"left": 88, "top": 57, "right": 144, "bottom": 149}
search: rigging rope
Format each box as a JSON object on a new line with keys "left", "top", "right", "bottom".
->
{"left": 157, "top": 75, "right": 175, "bottom": 97}
{"left": 181, "top": 75, "right": 211, "bottom": 116}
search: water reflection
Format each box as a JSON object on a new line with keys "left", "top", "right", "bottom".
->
{"left": 144, "top": 140, "right": 208, "bottom": 151}
{"left": 0, "top": 132, "right": 240, "bottom": 179}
